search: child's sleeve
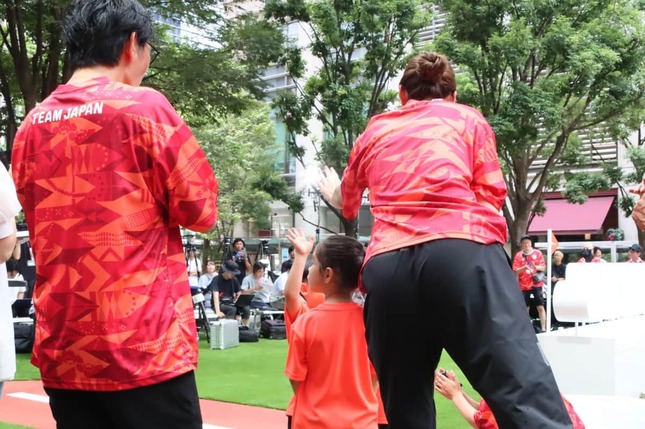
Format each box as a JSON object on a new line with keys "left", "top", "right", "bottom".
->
{"left": 285, "top": 323, "right": 308, "bottom": 382}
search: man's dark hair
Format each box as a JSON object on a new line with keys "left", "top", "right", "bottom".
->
{"left": 315, "top": 235, "right": 365, "bottom": 291}
{"left": 63, "top": 0, "right": 153, "bottom": 70}
{"left": 233, "top": 238, "right": 245, "bottom": 246}
{"left": 6, "top": 258, "right": 19, "bottom": 273}
{"left": 252, "top": 261, "right": 265, "bottom": 274}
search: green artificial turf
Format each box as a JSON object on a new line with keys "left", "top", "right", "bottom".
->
{"left": 10, "top": 338, "right": 477, "bottom": 428}
{"left": 0, "top": 424, "right": 33, "bottom": 429}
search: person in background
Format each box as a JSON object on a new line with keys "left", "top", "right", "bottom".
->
{"left": 626, "top": 243, "right": 643, "bottom": 263}
{"left": 281, "top": 245, "right": 295, "bottom": 273}
{"left": 512, "top": 235, "right": 547, "bottom": 333}
{"left": 285, "top": 235, "right": 379, "bottom": 428}
{"left": 198, "top": 259, "right": 219, "bottom": 309}
{"left": 577, "top": 243, "right": 602, "bottom": 263}
{"left": 228, "top": 238, "right": 251, "bottom": 284}
{"left": 6, "top": 258, "right": 26, "bottom": 304}
{"left": 186, "top": 246, "right": 201, "bottom": 287}
{"left": 210, "top": 261, "right": 243, "bottom": 321}
{"left": 0, "top": 163, "right": 21, "bottom": 400}
{"left": 434, "top": 369, "right": 585, "bottom": 429}
{"left": 318, "top": 51, "right": 572, "bottom": 428}
{"left": 273, "top": 259, "right": 292, "bottom": 297}
{"left": 241, "top": 261, "right": 276, "bottom": 310}
{"left": 551, "top": 250, "right": 566, "bottom": 285}
{"left": 550, "top": 250, "right": 567, "bottom": 330}
{"left": 10, "top": 1, "right": 219, "bottom": 426}
{"left": 592, "top": 247, "right": 607, "bottom": 263}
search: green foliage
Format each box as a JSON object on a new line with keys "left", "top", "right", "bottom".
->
{"left": 433, "top": 0, "right": 645, "bottom": 245}
{"left": 0, "top": 0, "right": 285, "bottom": 157}
{"left": 265, "top": 0, "right": 427, "bottom": 234}
{"left": 195, "top": 102, "right": 302, "bottom": 239}
{"left": 266, "top": 0, "right": 427, "bottom": 171}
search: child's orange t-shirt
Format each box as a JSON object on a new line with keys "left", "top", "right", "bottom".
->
{"left": 286, "top": 301, "right": 378, "bottom": 429}
{"left": 284, "top": 283, "right": 325, "bottom": 417}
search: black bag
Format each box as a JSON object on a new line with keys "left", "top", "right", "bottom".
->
{"left": 260, "top": 319, "right": 286, "bottom": 340}
{"left": 14, "top": 322, "right": 35, "bottom": 353}
{"left": 239, "top": 328, "right": 260, "bottom": 343}
{"left": 532, "top": 272, "right": 546, "bottom": 284}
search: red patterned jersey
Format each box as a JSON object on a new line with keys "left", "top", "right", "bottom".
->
{"left": 342, "top": 99, "right": 507, "bottom": 266}
{"left": 12, "top": 77, "right": 218, "bottom": 391}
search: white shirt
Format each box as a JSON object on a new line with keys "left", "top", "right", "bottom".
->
{"left": 273, "top": 271, "right": 289, "bottom": 296}
{"left": 1, "top": 164, "right": 20, "bottom": 383}
{"left": 7, "top": 273, "right": 26, "bottom": 304}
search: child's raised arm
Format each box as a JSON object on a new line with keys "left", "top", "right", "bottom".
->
{"left": 284, "top": 228, "right": 314, "bottom": 315}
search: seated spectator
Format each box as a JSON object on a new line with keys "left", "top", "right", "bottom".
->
{"left": 241, "top": 261, "right": 277, "bottom": 310}
{"left": 209, "top": 261, "right": 251, "bottom": 326}
{"left": 197, "top": 259, "right": 218, "bottom": 308}
{"left": 434, "top": 369, "right": 585, "bottom": 428}
{"left": 6, "top": 258, "right": 25, "bottom": 304}
{"left": 273, "top": 259, "right": 292, "bottom": 297}
{"left": 626, "top": 243, "right": 643, "bottom": 263}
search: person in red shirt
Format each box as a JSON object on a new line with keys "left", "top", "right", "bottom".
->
{"left": 318, "top": 52, "right": 572, "bottom": 428}
{"left": 434, "top": 369, "right": 586, "bottom": 429}
{"left": 512, "top": 235, "right": 547, "bottom": 332}
{"left": 11, "top": 1, "right": 218, "bottom": 428}
{"left": 285, "top": 234, "right": 379, "bottom": 429}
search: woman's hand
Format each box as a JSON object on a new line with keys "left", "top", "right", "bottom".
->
{"left": 630, "top": 175, "right": 645, "bottom": 196}
{"left": 286, "top": 228, "right": 314, "bottom": 256}
{"left": 317, "top": 166, "right": 342, "bottom": 208}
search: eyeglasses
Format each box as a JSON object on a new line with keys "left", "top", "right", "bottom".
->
{"left": 148, "top": 42, "right": 159, "bottom": 65}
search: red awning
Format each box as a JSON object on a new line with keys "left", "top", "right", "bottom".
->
{"left": 528, "top": 196, "right": 614, "bottom": 235}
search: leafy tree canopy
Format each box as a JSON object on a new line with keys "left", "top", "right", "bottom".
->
{"left": 265, "top": 0, "right": 428, "bottom": 234}
{"left": 196, "top": 101, "right": 302, "bottom": 241}
{"left": 432, "top": 0, "right": 645, "bottom": 250}
{"left": 0, "top": 0, "right": 285, "bottom": 158}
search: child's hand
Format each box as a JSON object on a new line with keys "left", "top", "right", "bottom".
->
{"left": 286, "top": 228, "right": 314, "bottom": 257}
{"left": 434, "top": 369, "right": 461, "bottom": 400}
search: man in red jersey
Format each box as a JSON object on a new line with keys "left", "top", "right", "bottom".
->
{"left": 11, "top": 1, "right": 218, "bottom": 428}
{"left": 512, "top": 235, "right": 547, "bottom": 332}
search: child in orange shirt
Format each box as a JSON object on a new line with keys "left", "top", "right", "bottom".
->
{"left": 283, "top": 228, "right": 325, "bottom": 428}
{"left": 285, "top": 233, "right": 379, "bottom": 429}
{"left": 434, "top": 369, "right": 585, "bottom": 429}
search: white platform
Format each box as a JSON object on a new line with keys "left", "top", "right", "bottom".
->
{"left": 538, "top": 315, "right": 645, "bottom": 397}
{"left": 566, "top": 395, "right": 645, "bottom": 429}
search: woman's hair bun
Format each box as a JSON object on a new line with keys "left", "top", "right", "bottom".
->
{"left": 417, "top": 52, "right": 447, "bottom": 82}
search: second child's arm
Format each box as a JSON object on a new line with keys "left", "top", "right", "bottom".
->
{"left": 434, "top": 370, "right": 478, "bottom": 428}
{"left": 284, "top": 228, "right": 314, "bottom": 315}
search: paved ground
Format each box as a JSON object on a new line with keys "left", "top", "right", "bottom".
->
{"left": 2, "top": 380, "right": 286, "bottom": 429}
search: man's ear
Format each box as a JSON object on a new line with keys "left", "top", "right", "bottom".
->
{"left": 121, "top": 32, "right": 139, "bottom": 64}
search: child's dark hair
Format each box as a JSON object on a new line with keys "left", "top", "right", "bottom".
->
{"left": 315, "top": 235, "right": 365, "bottom": 291}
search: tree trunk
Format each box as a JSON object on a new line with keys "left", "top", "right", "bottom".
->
{"left": 505, "top": 197, "right": 532, "bottom": 257}
{"left": 341, "top": 216, "right": 358, "bottom": 238}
